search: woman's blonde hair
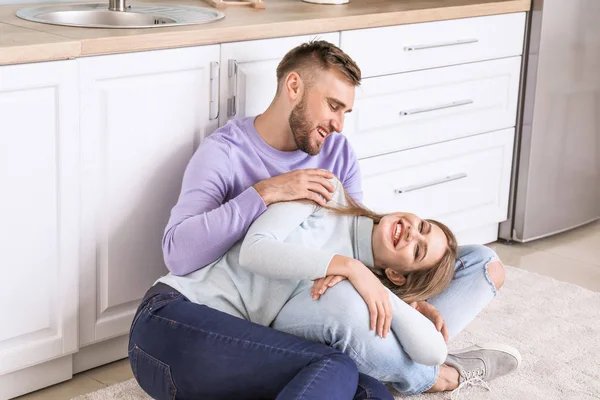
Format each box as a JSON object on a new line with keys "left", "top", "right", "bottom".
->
{"left": 323, "top": 189, "right": 458, "bottom": 303}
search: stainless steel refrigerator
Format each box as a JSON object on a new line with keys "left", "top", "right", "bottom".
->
{"left": 499, "top": 0, "right": 600, "bottom": 243}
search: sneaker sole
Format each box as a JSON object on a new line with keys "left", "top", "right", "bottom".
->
{"left": 451, "top": 343, "right": 522, "bottom": 368}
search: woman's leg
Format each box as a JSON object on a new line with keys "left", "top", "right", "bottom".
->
{"left": 272, "top": 245, "right": 505, "bottom": 396}
{"left": 128, "top": 284, "right": 383, "bottom": 400}
{"left": 426, "top": 244, "right": 504, "bottom": 339}
{"left": 272, "top": 281, "right": 439, "bottom": 396}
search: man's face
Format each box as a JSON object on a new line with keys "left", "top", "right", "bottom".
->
{"left": 288, "top": 69, "right": 356, "bottom": 156}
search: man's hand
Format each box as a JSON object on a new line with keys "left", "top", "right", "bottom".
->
{"left": 253, "top": 169, "right": 335, "bottom": 207}
{"left": 410, "top": 301, "right": 449, "bottom": 343}
{"left": 311, "top": 275, "right": 347, "bottom": 300}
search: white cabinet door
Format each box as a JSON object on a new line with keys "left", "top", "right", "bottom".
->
{"left": 0, "top": 60, "right": 80, "bottom": 375}
{"left": 219, "top": 33, "right": 339, "bottom": 126}
{"left": 79, "top": 45, "right": 219, "bottom": 345}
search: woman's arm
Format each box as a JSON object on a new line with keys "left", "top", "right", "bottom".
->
{"left": 238, "top": 199, "right": 336, "bottom": 280}
{"left": 388, "top": 291, "right": 448, "bottom": 366}
{"left": 272, "top": 281, "right": 447, "bottom": 373}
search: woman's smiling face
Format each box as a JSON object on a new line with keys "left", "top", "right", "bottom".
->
{"left": 371, "top": 213, "right": 448, "bottom": 274}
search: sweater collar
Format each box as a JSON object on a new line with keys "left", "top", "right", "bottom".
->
{"left": 244, "top": 116, "right": 307, "bottom": 162}
{"left": 355, "top": 216, "right": 375, "bottom": 268}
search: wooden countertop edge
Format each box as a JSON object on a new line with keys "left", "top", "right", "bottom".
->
{"left": 0, "top": 41, "right": 81, "bottom": 65}
{"left": 80, "top": 1, "right": 530, "bottom": 55}
{"left": 0, "top": 0, "right": 530, "bottom": 64}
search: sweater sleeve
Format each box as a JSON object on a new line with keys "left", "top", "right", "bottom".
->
{"left": 238, "top": 199, "right": 337, "bottom": 281}
{"left": 239, "top": 177, "right": 348, "bottom": 280}
{"left": 340, "top": 142, "right": 363, "bottom": 203}
{"left": 388, "top": 292, "right": 448, "bottom": 366}
{"left": 162, "top": 136, "right": 267, "bottom": 276}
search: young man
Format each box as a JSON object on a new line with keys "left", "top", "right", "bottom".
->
{"left": 130, "top": 41, "right": 520, "bottom": 399}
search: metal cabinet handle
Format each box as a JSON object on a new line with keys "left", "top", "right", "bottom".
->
{"left": 404, "top": 38, "right": 479, "bottom": 52}
{"left": 399, "top": 99, "right": 473, "bottom": 116}
{"left": 209, "top": 61, "right": 219, "bottom": 120}
{"left": 394, "top": 173, "right": 467, "bottom": 194}
{"left": 227, "top": 59, "right": 238, "bottom": 117}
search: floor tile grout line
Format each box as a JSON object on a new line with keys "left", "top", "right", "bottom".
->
{"left": 80, "top": 374, "right": 109, "bottom": 387}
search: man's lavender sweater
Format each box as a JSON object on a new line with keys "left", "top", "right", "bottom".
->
{"left": 162, "top": 116, "right": 363, "bottom": 276}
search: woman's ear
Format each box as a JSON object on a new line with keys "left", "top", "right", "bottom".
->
{"left": 385, "top": 268, "right": 406, "bottom": 287}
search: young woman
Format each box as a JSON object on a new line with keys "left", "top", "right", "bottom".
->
{"left": 128, "top": 176, "right": 458, "bottom": 400}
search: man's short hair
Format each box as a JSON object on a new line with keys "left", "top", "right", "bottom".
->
{"left": 275, "top": 40, "right": 362, "bottom": 93}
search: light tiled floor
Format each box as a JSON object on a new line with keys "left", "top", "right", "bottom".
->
{"left": 14, "top": 220, "right": 600, "bottom": 400}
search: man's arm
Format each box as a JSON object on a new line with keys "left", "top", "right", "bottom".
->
{"left": 162, "top": 136, "right": 266, "bottom": 276}
{"left": 340, "top": 141, "right": 363, "bottom": 203}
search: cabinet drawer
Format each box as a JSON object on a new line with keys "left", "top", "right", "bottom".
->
{"left": 341, "top": 12, "right": 525, "bottom": 78}
{"left": 359, "top": 129, "right": 515, "bottom": 237}
{"left": 344, "top": 57, "right": 521, "bottom": 159}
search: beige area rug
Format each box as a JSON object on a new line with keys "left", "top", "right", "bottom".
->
{"left": 72, "top": 266, "right": 600, "bottom": 400}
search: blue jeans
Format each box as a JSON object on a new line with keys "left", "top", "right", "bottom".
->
{"left": 128, "top": 283, "right": 393, "bottom": 400}
{"left": 272, "top": 244, "right": 501, "bottom": 396}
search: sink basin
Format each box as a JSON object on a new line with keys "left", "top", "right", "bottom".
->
{"left": 16, "top": 3, "right": 224, "bottom": 28}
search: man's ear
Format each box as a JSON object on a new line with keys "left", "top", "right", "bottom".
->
{"left": 385, "top": 268, "right": 406, "bottom": 287}
{"left": 285, "top": 72, "right": 303, "bottom": 101}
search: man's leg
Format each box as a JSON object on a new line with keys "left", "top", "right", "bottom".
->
{"left": 128, "top": 285, "right": 374, "bottom": 400}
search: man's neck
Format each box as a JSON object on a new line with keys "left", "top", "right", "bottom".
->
{"left": 254, "top": 103, "right": 298, "bottom": 152}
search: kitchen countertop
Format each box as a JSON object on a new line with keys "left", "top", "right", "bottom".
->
{"left": 0, "top": 0, "right": 530, "bottom": 66}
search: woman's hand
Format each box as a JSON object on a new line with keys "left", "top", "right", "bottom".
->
{"left": 311, "top": 276, "right": 347, "bottom": 300}
{"left": 347, "top": 262, "right": 393, "bottom": 338}
{"left": 410, "top": 301, "right": 449, "bottom": 343}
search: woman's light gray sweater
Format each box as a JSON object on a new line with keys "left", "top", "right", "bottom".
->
{"left": 156, "top": 177, "right": 447, "bottom": 366}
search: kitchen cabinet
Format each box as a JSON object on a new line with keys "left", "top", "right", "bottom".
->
{"left": 0, "top": 60, "right": 80, "bottom": 399}
{"left": 78, "top": 45, "right": 219, "bottom": 350}
{"left": 0, "top": 11, "right": 527, "bottom": 398}
{"left": 342, "top": 13, "right": 525, "bottom": 245}
{"left": 218, "top": 32, "right": 339, "bottom": 126}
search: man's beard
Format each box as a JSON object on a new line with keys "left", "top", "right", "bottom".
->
{"left": 288, "top": 95, "right": 320, "bottom": 156}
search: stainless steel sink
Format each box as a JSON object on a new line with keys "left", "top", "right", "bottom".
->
{"left": 16, "top": 2, "right": 224, "bottom": 28}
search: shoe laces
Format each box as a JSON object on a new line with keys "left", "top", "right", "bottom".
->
{"left": 450, "top": 368, "right": 491, "bottom": 400}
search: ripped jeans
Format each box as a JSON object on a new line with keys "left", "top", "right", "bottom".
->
{"left": 272, "top": 244, "right": 501, "bottom": 396}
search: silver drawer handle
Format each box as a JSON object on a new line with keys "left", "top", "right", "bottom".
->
{"left": 209, "top": 61, "right": 219, "bottom": 120}
{"left": 394, "top": 173, "right": 467, "bottom": 194}
{"left": 404, "top": 38, "right": 479, "bottom": 52}
{"left": 399, "top": 99, "right": 473, "bottom": 116}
